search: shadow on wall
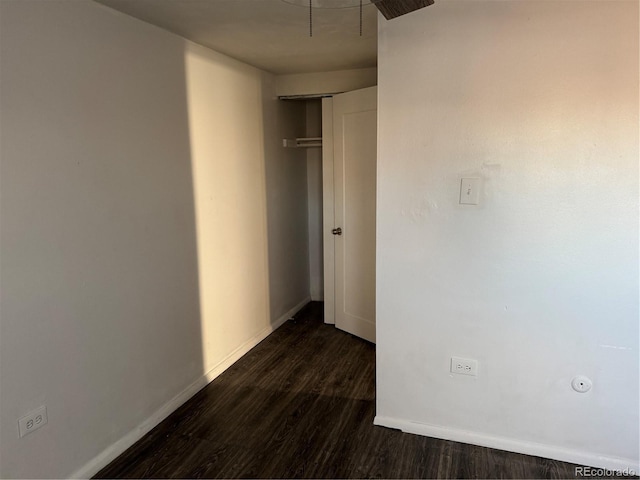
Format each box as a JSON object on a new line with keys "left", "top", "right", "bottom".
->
{"left": 259, "top": 74, "right": 311, "bottom": 322}
{"left": 0, "top": 1, "right": 205, "bottom": 476}
{"left": 0, "top": 2, "right": 310, "bottom": 477}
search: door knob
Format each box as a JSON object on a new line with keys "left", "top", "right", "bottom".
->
{"left": 332, "top": 227, "right": 342, "bottom": 236}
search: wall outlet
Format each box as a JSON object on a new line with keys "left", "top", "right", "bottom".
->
{"left": 450, "top": 356, "right": 478, "bottom": 376}
{"left": 18, "top": 406, "right": 48, "bottom": 438}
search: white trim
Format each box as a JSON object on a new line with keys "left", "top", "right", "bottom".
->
{"left": 331, "top": 86, "right": 378, "bottom": 343}
{"left": 69, "top": 297, "right": 310, "bottom": 479}
{"left": 322, "top": 97, "right": 335, "bottom": 325}
{"left": 373, "top": 415, "right": 639, "bottom": 473}
{"left": 335, "top": 314, "right": 375, "bottom": 344}
{"left": 275, "top": 67, "right": 377, "bottom": 97}
{"left": 279, "top": 296, "right": 312, "bottom": 324}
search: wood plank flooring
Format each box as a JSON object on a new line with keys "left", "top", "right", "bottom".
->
{"left": 95, "top": 302, "right": 596, "bottom": 479}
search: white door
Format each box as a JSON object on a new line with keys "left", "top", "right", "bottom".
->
{"left": 332, "top": 86, "right": 377, "bottom": 343}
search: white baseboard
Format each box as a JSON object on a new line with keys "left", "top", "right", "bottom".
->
{"left": 374, "top": 415, "right": 639, "bottom": 473}
{"left": 69, "top": 297, "right": 310, "bottom": 479}
{"left": 200, "top": 296, "right": 310, "bottom": 383}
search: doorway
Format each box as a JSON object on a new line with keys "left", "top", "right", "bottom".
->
{"left": 322, "top": 86, "right": 378, "bottom": 343}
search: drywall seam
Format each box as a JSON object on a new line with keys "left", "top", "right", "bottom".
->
{"left": 373, "top": 416, "right": 640, "bottom": 472}
{"left": 69, "top": 297, "right": 310, "bottom": 479}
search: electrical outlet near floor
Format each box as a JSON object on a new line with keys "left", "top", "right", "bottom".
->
{"left": 450, "top": 356, "right": 478, "bottom": 376}
{"left": 18, "top": 406, "right": 48, "bottom": 438}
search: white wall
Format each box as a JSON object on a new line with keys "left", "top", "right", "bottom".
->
{"left": 306, "top": 100, "right": 324, "bottom": 301}
{"left": 276, "top": 67, "right": 377, "bottom": 97}
{"left": 262, "top": 82, "right": 311, "bottom": 319}
{"left": 376, "top": 0, "right": 639, "bottom": 471}
{"left": 0, "top": 1, "right": 309, "bottom": 478}
{"left": 184, "top": 42, "right": 310, "bottom": 353}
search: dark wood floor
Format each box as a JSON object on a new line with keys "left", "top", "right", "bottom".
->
{"left": 96, "top": 302, "right": 592, "bottom": 479}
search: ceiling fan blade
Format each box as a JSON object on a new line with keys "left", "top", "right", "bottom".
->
{"left": 374, "top": 0, "right": 435, "bottom": 20}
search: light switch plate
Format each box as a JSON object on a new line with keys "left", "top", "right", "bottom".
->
{"left": 460, "top": 178, "right": 481, "bottom": 205}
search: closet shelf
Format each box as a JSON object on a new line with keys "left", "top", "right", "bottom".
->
{"left": 282, "top": 137, "right": 322, "bottom": 148}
